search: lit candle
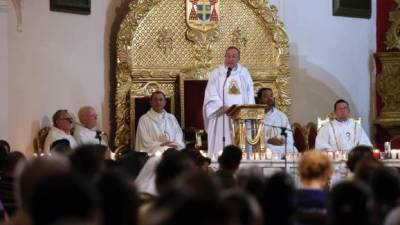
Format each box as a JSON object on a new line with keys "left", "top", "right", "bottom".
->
{"left": 373, "top": 149, "right": 381, "bottom": 159}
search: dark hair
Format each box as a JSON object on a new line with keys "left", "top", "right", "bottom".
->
{"left": 52, "top": 109, "right": 69, "bottom": 125}
{"left": 226, "top": 46, "right": 241, "bottom": 60}
{"left": 3, "top": 151, "right": 26, "bottom": 174}
{"left": 150, "top": 91, "right": 167, "bottom": 101}
{"left": 69, "top": 144, "right": 106, "bottom": 182}
{"left": 218, "top": 145, "right": 243, "bottom": 171}
{"left": 50, "top": 139, "right": 72, "bottom": 155}
{"left": 334, "top": 99, "right": 349, "bottom": 111}
{"left": 117, "top": 150, "right": 149, "bottom": 180}
{"left": 257, "top": 87, "right": 273, "bottom": 99}
{"left": 0, "top": 140, "right": 10, "bottom": 153}
{"left": 155, "top": 151, "right": 196, "bottom": 194}
{"left": 97, "top": 170, "right": 139, "bottom": 225}
{"left": 29, "top": 173, "right": 98, "bottom": 225}
{"left": 346, "top": 145, "right": 373, "bottom": 172}
{"left": 328, "top": 181, "right": 371, "bottom": 225}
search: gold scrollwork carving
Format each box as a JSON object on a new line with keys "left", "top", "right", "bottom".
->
{"left": 186, "top": 28, "right": 220, "bottom": 75}
{"left": 115, "top": 0, "right": 291, "bottom": 151}
{"left": 157, "top": 27, "right": 174, "bottom": 54}
{"left": 385, "top": 0, "right": 400, "bottom": 50}
{"left": 231, "top": 27, "right": 248, "bottom": 50}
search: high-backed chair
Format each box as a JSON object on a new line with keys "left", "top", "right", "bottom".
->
{"left": 390, "top": 135, "right": 400, "bottom": 149}
{"left": 292, "top": 123, "right": 307, "bottom": 152}
{"left": 306, "top": 122, "right": 317, "bottom": 150}
{"left": 33, "top": 127, "right": 51, "bottom": 156}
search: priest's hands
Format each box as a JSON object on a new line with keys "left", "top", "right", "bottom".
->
{"left": 267, "top": 137, "right": 284, "bottom": 146}
{"left": 161, "top": 141, "right": 178, "bottom": 148}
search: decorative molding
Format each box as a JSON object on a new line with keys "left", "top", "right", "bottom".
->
{"left": 385, "top": 0, "right": 400, "bottom": 50}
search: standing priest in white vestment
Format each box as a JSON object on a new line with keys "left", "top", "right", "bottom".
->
{"left": 203, "top": 46, "right": 255, "bottom": 160}
{"left": 316, "top": 99, "right": 373, "bottom": 151}
{"left": 257, "top": 88, "right": 297, "bottom": 153}
{"left": 135, "top": 91, "right": 185, "bottom": 155}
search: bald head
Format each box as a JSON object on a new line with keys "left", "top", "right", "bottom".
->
{"left": 78, "top": 106, "right": 98, "bottom": 129}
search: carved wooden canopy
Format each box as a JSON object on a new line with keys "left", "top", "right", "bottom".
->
{"left": 114, "top": 0, "right": 290, "bottom": 151}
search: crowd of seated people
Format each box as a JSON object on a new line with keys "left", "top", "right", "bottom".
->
{"left": 0, "top": 137, "right": 399, "bottom": 225}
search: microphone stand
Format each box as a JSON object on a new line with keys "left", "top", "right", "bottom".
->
{"left": 95, "top": 130, "right": 102, "bottom": 145}
{"left": 265, "top": 124, "right": 292, "bottom": 172}
{"left": 222, "top": 68, "right": 232, "bottom": 149}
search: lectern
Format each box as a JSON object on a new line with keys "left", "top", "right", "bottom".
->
{"left": 227, "top": 104, "right": 267, "bottom": 160}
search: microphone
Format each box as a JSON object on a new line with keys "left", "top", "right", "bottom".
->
{"left": 227, "top": 67, "right": 232, "bottom": 78}
{"left": 95, "top": 130, "right": 102, "bottom": 144}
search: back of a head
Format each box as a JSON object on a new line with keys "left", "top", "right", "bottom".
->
{"left": 50, "top": 139, "right": 72, "bottom": 156}
{"left": 218, "top": 145, "right": 243, "bottom": 171}
{"left": 328, "top": 181, "right": 371, "bottom": 225}
{"left": 298, "top": 151, "right": 333, "bottom": 186}
{"left": 97, "top": 170, "right": 139, "bottom": 225}
{"left": 150, "top": 197, "right": 234, "bottom": 225}
{"left": 370, "top": 167, "right": 400, "bottom": 213}
{"left": 29, "top": 173, "right": 98, "bottom": 225}
{"left": 347, "top": 145, "right": 373, "bottom": 172}
{"left": 69, "top": 144, "right": 106, "bottom": 181}
{"left": 155, "top": 151, "right": 196, "bottom": 194}
{"left": 354, "top": 157, "right": 383, "bottom": 185}
{"left": 262, "top": 172, "right": 295, "bottom": 225}
{"left": 16, "top": 157, "right": 69, "bottom": 212}
{"left": 0, "top": 140, "right": 10, "bottom": 153}
{"left": 117, "top": 150, "right": 149, "bottom": 180}
{"left": 0, "top": 145, "right": 7, "bottom": 172}
{"left": 2, "top": 151, "right": 26, "bottom": 175}
{"left": 222, "top": 190, "right": 263, "bottom": 225}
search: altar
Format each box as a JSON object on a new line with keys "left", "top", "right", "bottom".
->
{"left": 210, "top": 159, "right": 400, "bottom": 185}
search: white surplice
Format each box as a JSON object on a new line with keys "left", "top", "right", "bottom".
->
{"left": 264, "top": 108, "right": 298, "bottom": 153}
{"left": 73, "top": 124, "right": 107, "bottom": 146}
{"left": 315, "top": 118, "right": 372, "bottom": 151}
{"left": 135, "top": 108, "right": 185, "bottom": 154}
{"left": 203, "top": 64, "right": 255, "bottom": 160}
{"left": 43, "top": 126, "right": 78, "bottom": 154}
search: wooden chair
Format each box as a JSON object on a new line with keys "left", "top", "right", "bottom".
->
{"left": 33, "top": 126, "right": 51, "bottom": 156}
{"left": 306, "top": 122, "right": 317, "bottom": 150}
{"left": 390, "top": 135, "right": 400, "bottom": 149}
{"left": 292, "top": 123, "right": 307, "bottom": 152}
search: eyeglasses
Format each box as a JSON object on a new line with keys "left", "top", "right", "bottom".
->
{"left": 60, "top": 117, "right": 73, "bottom": 123}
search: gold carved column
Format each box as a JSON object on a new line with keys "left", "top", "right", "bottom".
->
{"left": 375, "top": 1, "right": 400, "bottom": 136}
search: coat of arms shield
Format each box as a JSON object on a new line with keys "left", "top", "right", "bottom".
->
{"left": 186, "top": 0, "right": 220, "bottom": 32}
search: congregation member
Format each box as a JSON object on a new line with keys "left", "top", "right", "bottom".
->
{"left": 74, "top": 106, "right": 107, "bottom": 146}
{"left": 43, "top": 110, "right": 77, "bottom": 154}
{"left": 135, "top": 91, "right": 185, "bottom": 155}
{"left": 214, "top": 145, "right": 243, "bottom": 190}
{"left": 203, "top": 46, "right": 255, "bottom": 159}
{"left": 316, "top": 99, "right": 372, "bottom": 152}
{"left": 257, "top": 88, "right": 297, "bottom": 154}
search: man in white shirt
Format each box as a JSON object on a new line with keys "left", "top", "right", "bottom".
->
{"left": 203, "top": 46, "right": 255, "bottom": 160}
{"left": 316, "top": 99, "right": 373, "bottom": 152}
{"left": 135, "top": 91, "right": 185, "bottom": 155}
{"left": 74, "top": 106, "right": 106, "bottom": 146}
{"left": 43, "top": 110, "right": 77, "bottom": 154}
{"left": 257, "top": 88, "right": 297, "bottom": 153}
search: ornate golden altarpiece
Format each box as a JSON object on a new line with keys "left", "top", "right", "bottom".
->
{"left": 114, "top": 0, "right": 290, "bottom": 152}
{"left": 375, "top": 0, "right": 400, "bottom": 136}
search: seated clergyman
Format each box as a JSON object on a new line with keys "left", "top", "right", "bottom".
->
{"left": 135, "top": 91, "right": 185, "bottom": 155}
{"left": 315, "top": 99, "right": 372, "bottom": 152}
{"left": 43, "top": 109, "right": 77, "bottom": 154}
{"left": 257, "top": 88, "right": 297, "bottom": 153}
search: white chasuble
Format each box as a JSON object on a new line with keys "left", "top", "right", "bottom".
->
{"left": 203, "top": 64, "right": 255, "bottom": 160}
{"left": 264, "top": 108, "right": 297, "bottom": 153}
{"left": 315, "top": 118, "right": 372, "bottom": 152}
{"left": 135, "top": 108, "right": 185, "bottom": 154}
{"left": 43, "top": 126, "right": 77, "bottom": 154}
